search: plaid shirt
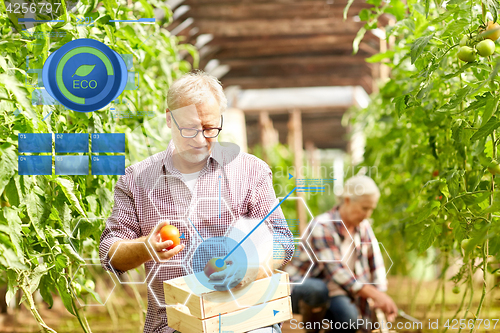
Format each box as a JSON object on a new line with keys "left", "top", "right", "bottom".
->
{"left": 285, "top": 207, "right": 387, "bottom": 324}
{"left": 99, "top": 140, "right": 294, "bottom": 333}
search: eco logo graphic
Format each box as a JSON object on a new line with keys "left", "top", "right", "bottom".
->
{"left": 42, "top": 39, "right": 128, "bottom": 112}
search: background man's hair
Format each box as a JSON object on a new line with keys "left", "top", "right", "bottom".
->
{"left": 336, "top": 175, "right": 380, "bottom": 204}
{"left": 167, "top": 70, "right": 227, "bottom": 113}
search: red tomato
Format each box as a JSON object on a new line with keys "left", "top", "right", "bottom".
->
{"left": 160, "top": 225, "right": 180, "bottom": 250}
{"left": 204, "top": 258, "right": 227, "bottom": 278}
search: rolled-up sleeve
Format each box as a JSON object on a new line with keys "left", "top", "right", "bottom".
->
{"left": 247, "top": 170, "right": 294, "bottom": 266}
{"left": 99, "top": 173, "right": 141, "bottom": 274}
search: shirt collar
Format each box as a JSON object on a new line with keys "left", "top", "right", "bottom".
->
{"left": 162, "top": 140, "right": 238, "bottom": 175}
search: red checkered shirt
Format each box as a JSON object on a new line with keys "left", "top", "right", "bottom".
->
{"left": 284, "top": 207, "right": 387, "bottom": 325}
{"left": 99, "top": 141, "right": 294, "bottom": 333}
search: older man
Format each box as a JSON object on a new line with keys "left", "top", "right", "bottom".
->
{"left": 285, "top": 175, "right": 397, "bottom": 333}
{"left": 100, "top": 71, "right": 294, "bottom": 333}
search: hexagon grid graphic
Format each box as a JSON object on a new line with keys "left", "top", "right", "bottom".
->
{"left": 187, "top": 235, "right": 246, "bottom": 292}
{"left": 277, "top": 196, "right": 314, "bottom": 240}
{"left": 146, "top": 218, "right": 196, "bottom": 266}
{"left": 109, "top": 241, "right": 154, "bottom": 284}
{"left": 147, "top": 175, "right": 192, "bottom": 220}
{"left": 305, "top": 218, "right": 354, "bottom": 262}
{"left": 344, "top": 242, "right": 394, "bottom": 285}
{"left": 148, "top": 263, "right": 191, "bottom": 308}
{"left": 227, "top": 264, "right": 281, "bottom": 308}
{"left": 279, "top": 240, "right": 315, "bottom": 285}
{"left": 71, "top": 260, "right": 116, "bottom": 307}
{"left": 188, "top": 197, "right": 236, "bottom": 239}
{"left": 224, "top": 217, "right": 274, "bottom": 277}
{"left": 69, "top": 217, "right": 106, "bottom": 261}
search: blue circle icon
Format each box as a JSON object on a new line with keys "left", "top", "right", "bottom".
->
{"left": 42, "top": 39, "right": 128, "bottom": 112}
{"left": 189, "top": 236, "right": 249, "bottom": 292}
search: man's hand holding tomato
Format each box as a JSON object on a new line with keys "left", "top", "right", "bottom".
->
{"left": 207, "top": 244, "right": 285, "bottom": 291}
{"left": 147, "top": 221, "right": 185, "bottom": 262}
{"left": 109, "top": 221, "right": 185, "bottom": 271}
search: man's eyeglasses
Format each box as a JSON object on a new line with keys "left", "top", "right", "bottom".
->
{"left": 169, "top": 111, "right": 223, "bottom": 138}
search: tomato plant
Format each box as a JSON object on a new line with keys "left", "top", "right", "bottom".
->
{"left": 0, "top": 0, "right": 196, "bottom": 331}
{"left": 348, "top": 0, "right": 500, "bottom": 325}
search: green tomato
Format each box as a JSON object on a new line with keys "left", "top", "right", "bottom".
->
{"left": 84, "top": 280, "right": 95, "bottom": 291}
{"left": 457, "top": 46, "right": 476, "bottom": 62}
{"left": 488, "top": 160, "right": 500, "bottom": 175}
{"left": 72, "top": 282, "right": 82, "bottom": 295}
{"left": 452, "top": 286, "right": 460, "bottom": 294}
{"left": 461, "top": 239, "right": 470, "bottom": 250}
{"left": 460, "top": 35, "right": 468, "bottom": 47}
{"left": 476, "top": 39, "right": 496, "bottom": 57}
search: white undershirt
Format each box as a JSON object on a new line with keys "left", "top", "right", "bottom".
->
{"left": 181, "top": 171, "right": 200, "bottom": 192}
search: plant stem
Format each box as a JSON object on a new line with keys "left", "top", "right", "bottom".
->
{"left": 71, "top": 297, "right": 93, "bottom": 333}
{"left": 19, "top": 284, "right": 57, "bottom": 333}
{"left": 472, "top": 131, "right": 496, "bottom": 332}
{"left": 128, "top": 279, "right": 147, "bottom": 328}
{"left": 410, "top": 266, "right": 427, "bottom": 316}
{"left": 472, "top": 240, "right": 488, "bottom": 333}
{"left": 482, "top": 3, "right": 486, "bottom": 23}
{"left": 423, "top": 258, "right": 448, "bottom": 322}
{"left": 458, "top": 261, "right": 475, "bottom": 333}
{"left": 443, "top": 284, "right": 468, "bottom": 333}
{"left": 440, "top": 254, "right": 448, "bottom": 325}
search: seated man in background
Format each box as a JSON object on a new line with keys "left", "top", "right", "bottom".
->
{"left": 285, "top": 175, "right": 397, "bottom": 333}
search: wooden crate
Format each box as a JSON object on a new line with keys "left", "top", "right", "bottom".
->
{"left": 164, "top": 270, "right": 293, "bottom": 333}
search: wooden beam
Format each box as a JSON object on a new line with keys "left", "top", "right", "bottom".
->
{"left": 194, "top": 18, "right": 365, "bottom": 37}
{"left": 184, "top": 2, "right": 373, "bottom": 20}
{"left": 203, "top": 37, "right": 380, "bottom": 59}
{"left": 208, "top": 31, "right": 380, "bottom": 46}
{"left": 246, "top": 120, "right": 348, "bottom": 149}
{"left": 208, "top": 55, "right": 372, "bottom": 68}
{"left": 242, "top": 105, "right": 350, "bottom": 114}
{"left": 221, "top": 61, "right": 372, "bottom": 78}
{"left": 220, "top": 74, "right": 373, "bottom": 91}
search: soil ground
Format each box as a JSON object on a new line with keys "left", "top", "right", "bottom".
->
{"left": 1, "top": 276, "right": 498, "bottom": 333}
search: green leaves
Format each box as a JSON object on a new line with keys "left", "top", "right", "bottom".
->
{"left": 72, "top": 64, "right": 95, "bottom": 77}
{"left": 410, "top": 34, "right": 433, "bottom": 64}
{"left": 440, "top": 86, "right": 473, "bottom": 111}
{"left": 482, "top": 0, "right": 500, "bottom": 23}
{"left": 0, "top": 144, "right": 18, "bottom": 195}
{"left": 394, "top": 94, "right": 410, "bottom": 117}
{"left": 55, "top": 177, "right": 87, "bottom": 217}
{"left": 419, "top": 222, "right": 440, "bottom": 253}
{"left": 470, "top": 116, "right": 500, "bottom": 141}
{"left": 482, "top": 95, "right": 499, "bottom": 123}
{"left": 3, "top": 207, "right": 24, "bottom": 261}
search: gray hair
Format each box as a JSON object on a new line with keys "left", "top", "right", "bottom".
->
{"left": 167, "top": 70, "right": 227, "bottom": 113}
{"left": 336, "top": 175, "right": 380, "bottom": 204}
